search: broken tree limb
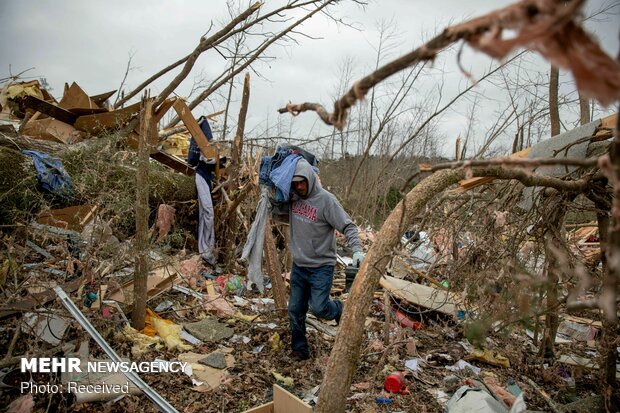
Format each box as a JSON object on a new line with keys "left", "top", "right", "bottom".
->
{"left": 132, "top": 95, "right": 153, "bottom": 331}
{"left": 279, "top": 0, "right": 620, "bottom": 130}
{"left": 316, "top": 161, "right": 601, "bottom": 411}
{"left": 230, "top": 72, "right": 250, "bottom": 181}
{"left": 116, "top": 2, "right": 261, "bottom": 110}
{"left": 264, "top": 217, "right": 288, "bottom": 313}
{"left": 165, "top": 0, "right": 337, "bottom": 128}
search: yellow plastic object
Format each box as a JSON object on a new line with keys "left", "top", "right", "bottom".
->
{"left": 470, "top": 349, "right": 510, "bottom": 368}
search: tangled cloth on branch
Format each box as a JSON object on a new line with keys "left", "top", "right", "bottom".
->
{"left": 21, "top": 150, "right": 74, "bottom": 201}
{"left": 241, "top": 188, "right": 270, "bottom": 292}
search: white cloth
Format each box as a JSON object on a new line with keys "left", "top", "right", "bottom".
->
{"left": 196, "top": 173, "right": 216, "bottom": 265}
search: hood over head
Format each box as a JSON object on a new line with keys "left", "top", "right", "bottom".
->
{"left": 292, "top": 158, "right": 319, "bottom": 197}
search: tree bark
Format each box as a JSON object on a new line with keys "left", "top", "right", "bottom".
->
{"left": 230, "top": 73, "right": 250, "bottom": 181}
{"left": 540, "top": 195, "right": 567, "bottom": 359}
{"left": 578, "top": 93, "right": 590, "bottom": 125}
{"left": 131, "top": 95, "right": 153, "bottom": 330}
{"left": 549, "top": 66, "right": 560, "bottom": 136}
{"left": 601, "top": 111, "right": 620, "bottom": 411}
{"left": 264, "top": 217, "right": 288, "bottom": 313}
{"left": 316, "top": 169, "right": 464, "bottom": 413}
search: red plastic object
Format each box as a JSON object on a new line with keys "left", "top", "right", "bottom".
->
{"left": 393, "top": 309, "right": 423, "bottom": 330}
{"left": 384, "top": 372, "right": 410, "bottom": 394}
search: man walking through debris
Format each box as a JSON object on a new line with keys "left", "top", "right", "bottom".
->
{"left": 284, "top": 158, "right": 364, "bottom": 360}
{"left": 187, "top": 117, "right": 217, "bottom": 265}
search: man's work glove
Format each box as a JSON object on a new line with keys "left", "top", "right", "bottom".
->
{"left": 353, "top": 251, "right": 365, "bottom": 267}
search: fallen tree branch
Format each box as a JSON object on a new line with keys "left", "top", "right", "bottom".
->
{"left": 280, "top": 0, "right": 620, "bottom": 130}
{"left": 424, "top": 156, "right": 599, "bottom": 172}
{"left": 152, "top": 2, "right": 262, "bottom": 109}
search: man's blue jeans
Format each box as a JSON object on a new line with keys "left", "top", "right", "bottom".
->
{"left": 288, "top": 263, "right": 342, "bottom": 354}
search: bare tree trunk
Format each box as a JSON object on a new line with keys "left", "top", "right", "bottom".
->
{"left": 316, "top": 169, "right": 464, "bottom": 413}
{"left": 264, "top": 218, "right": 288, "bottom": 313}
{"left": 549, "top": 66, "right": 560, "bottom": 136}
{"left": 579, "top": 93, "right": 590, "bottom": 125}
{"left": 230, "top": 73, "right": 250, "bottom": 181}
{"left": 131, "top": 94, "right": 153, "bottom": 330}
{"left": 540, "top": 196, "right": 566, "bottom": 359}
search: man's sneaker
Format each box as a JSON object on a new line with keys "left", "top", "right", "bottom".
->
{"left": 291, "top": 350, "right": 310, "bottom": 361}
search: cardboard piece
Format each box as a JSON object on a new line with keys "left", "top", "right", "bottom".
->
{"left": 21, "top": 117, "right": 78, "bottom": 143}
{"left": 243, "top": 384, "right": 313, "bottom": 413}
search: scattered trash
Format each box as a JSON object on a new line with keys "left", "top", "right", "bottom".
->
{"left": 22, "top": 312, "right": 68, "bottom": 346}
{"left": 384, "top": 371, "right": 409, "bottom": 394}
{"left": 269, "top": 332, "right": 283, "bottom": 351}
{"left": 446, "top": 359, "right": 481, "bottom": 375}
{"left": 467, "top": 349, "right": 510, "bottom": 368}
{"left": 404, "top": 358, "right": 422, "bottom": 372}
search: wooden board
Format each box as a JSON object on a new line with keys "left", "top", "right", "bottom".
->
{"left": 0, "top": 277, "right": 83, "bottom": 320}
{"left": 150, "top": 151, "right": 195, "bottom": 176}
{"left": 107, "top": 266, "right": 177, "bottom": 305}
{"left": 242, "top": 385, "right": 312, "bottom": 413}
{"left": 37, "top": 205, "right": 97, "bottom": 232}
{"left": 173, "top": 99, "right": 218, "bottom": 159}
{"left": 74, "top": 101, "right": 141, "bottom": 134}
{"left": 58, "top": 82, "right": 100, "bottom": 110}
{"left": 153, "top": 98, "right": 177, "bottom": 124}
{"left": 380, "top": 275, "right": 460, "bottom": 317}
{"left": 89, "top": 90, "right": 117, "bottom": 106}
{"left": 21, "top": 95, "right": 77, "bottom": 125}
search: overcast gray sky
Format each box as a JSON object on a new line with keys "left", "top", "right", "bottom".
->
{"left": 1, "top": 0, "right": 618, "bottom": 157}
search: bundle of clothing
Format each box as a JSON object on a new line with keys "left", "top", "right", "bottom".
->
{"left": 243, "top": 144, "right": 319, "bottom": 292}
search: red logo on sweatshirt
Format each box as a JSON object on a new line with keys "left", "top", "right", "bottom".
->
{"left": 292, "top": 201, "right": 317, "bottom": 222}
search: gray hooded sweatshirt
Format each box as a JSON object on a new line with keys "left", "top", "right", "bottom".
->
{"left": 287, "top": 159, "right": 362, "bottom": 267}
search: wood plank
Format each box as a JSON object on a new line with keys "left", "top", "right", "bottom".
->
{"left": 90, "top": 90, "right": 117, "bottom": 106}
{"left": 21, "top": 95, "right": 77, "bottom": 125}
{"left": 273, "top": 384, "right": 313, "bottom": 413}
{"left": 58, "top": 82, "right": 100, "bottom": 110}
{"left": 149, "top": 151, "right": 195, "bottom": 176}
{"left": 242, "top": 402, "right": 273, "bottom": 413}
{"left": 173, "top": 99, "right": 218, "bottom": 159}
{"left": 37, "top": 205, "right": 98, "bottom": 232}
{"left": 379, "top": 275, "right": 460, "bottom": 317}
{"left": 106, "top": 266, "right": 177, "bottom": 305}
{"left": 153, "top": 98, "right": 177, "bottom": 124}
{"left": 74, "top": 101, "right": 141, "bottom": 134}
